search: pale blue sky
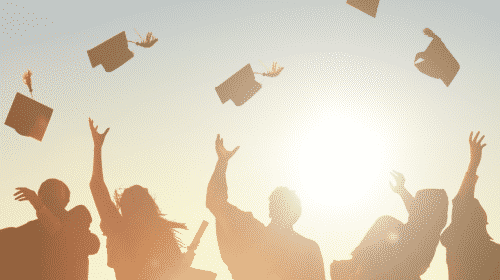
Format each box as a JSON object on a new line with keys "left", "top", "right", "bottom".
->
{"left": 1, "top": 0, "right": 500, "bottom": 279}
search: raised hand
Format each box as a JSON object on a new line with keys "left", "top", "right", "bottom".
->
{"left": 89, "top": 118, "right": 110, "bottom": 148}
{"left": 216, "top": 134, "right": 239, "bottom": 162}
{"left": 469, "top": 131, "right": 486, "bottom": 167}
{"left": 14, "top": 187, "right": 42, "bottom": 209}
{"left": 389, "top": 170, "right": 405, "bottom": 194}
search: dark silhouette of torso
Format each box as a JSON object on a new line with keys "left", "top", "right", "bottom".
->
{"left": 213, "top": 203, "right": 324, "bottom": 280}
{"left": 336, "top": 189, "right": 448, "bottom": 280}
{"left": 0, "top": 205, "right": 100, "bottom": 280}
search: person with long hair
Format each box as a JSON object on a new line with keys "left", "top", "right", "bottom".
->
{"left": 440, "top": 132, "right": 500, "bottom": 279}
{"left": 88, "top": 118, "right": 189, "bottom": 280}
{"left": 331, "top": 172, "right": 448, "bottom": 280}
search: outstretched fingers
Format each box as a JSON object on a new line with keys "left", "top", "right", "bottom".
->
{"left": 391, "top": 170, "right": 404, "bottom": 181}
{"left": 470, "top": 131, "right": 487, "bottom": 149}
{"left": 13, "top": 187, "right": 28, "bottom": 196}
{"left": 473, "top": 131, "right": 480, "bottom": 144}
{"left": 89, "top": 118, "right": 99, "bottom": 134}
{"left": 103, "top": 127, "right": 110, "bottom": 137}
{"left": 13, "top": 188, "right": 32, "bottom": 201}
{"left": 478, "top": 135, "right": 485, "bottom": 146}
{"left": 231, "top": 146, "right": 240, "bottom": 156}
{"left": 392, "top": 170, "right": 403, "bottom": 176}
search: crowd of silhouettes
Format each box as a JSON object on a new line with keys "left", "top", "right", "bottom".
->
{"left": 1, "top": 126, "right": 499, "bottom": 279}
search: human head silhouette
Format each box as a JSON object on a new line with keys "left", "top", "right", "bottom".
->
{"left": 68, "top": 205, "right": 93, "bottom": 229}
{"left": 38, "top": 179, "right": 70, "bottom": 216}
{"left": 268, "top": 187, "right": 302, "bottom": 228}
{"left": 114, "top": 185, "right": 163, "bottom": 223}
{"left": 408, "top": 189, "right": 448, "bottom": 232}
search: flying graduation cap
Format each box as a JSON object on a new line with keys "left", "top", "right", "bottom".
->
{"left": 5, "top": 92, "right": 53, "bottom": 142}
{"left": 347, "top": 0, "right": 381, "bottom": 18}
{"left": 87, "top": 31, "right": 134, "bottom": 72}
{"left": 414, "top": 28, "right": 460, "bottom": 87}
{"left": 5, "top": 70, "right": 53, "bottom": 142}
{"left": 215, "top": 64, "right": 262, "bottom": 106}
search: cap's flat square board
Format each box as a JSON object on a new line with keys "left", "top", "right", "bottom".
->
{"left": 87, "top": 31, "right": 134, "bottom": 72}
{"left": 4, "top": 92, "right": 53, "bottom": 141}
{"left": 215, "top": 64, "right": 262, "bottom": 106}
{"left": 347, "top": 0, "right": 380, "bottom": 18}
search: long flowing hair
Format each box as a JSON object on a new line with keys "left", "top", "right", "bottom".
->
{"left": 113, "top": 185, "right": 187, "bottom": 247}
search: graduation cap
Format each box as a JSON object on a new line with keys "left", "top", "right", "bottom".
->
{"left": 87, "top": 31, "right": 134, "bottom": 72}
{"left": 347, "top": 0, "right": 381, "bottom": 18}
{"left": 414, "top": 28, "right": 460, "bottom": 87}
{"left": 4, "top": 92, "right": 53, "bottom": 141}
{"left": 215, "top": 64, "right": 262, "bottom": 106}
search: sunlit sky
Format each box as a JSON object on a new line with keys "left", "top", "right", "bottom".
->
{"left": 1, "top": 0, "right": 500, "bottom": 279}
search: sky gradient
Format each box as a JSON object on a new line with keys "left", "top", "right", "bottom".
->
{"left": 1, "top": 0, "right": 500, "bottom": 279}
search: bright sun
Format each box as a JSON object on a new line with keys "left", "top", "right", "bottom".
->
{"left": 298, "top": 116, "right": 386, "bottom": 207}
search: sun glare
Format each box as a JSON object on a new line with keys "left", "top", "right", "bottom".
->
{"left": 298, "top": 116, "right": 386, "bottom": 208}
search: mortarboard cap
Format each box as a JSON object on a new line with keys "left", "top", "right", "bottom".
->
{"left": 347, "top": 0, "right": 380, "bottom": 18}
{"left": 215, "top": 64, "right": 262, "bottom": 106}
{"left": 4, "top": 92, "right": 53, "bottom": 141}
{"left": 87, "top": 31, "right": 134, "bottom": 72}
{"left": 414, "top": 29, "right": 460, "bottom": 87}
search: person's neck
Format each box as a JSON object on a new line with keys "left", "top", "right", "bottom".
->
{"left": 49, "top": 207, "right": 67, "bottom": 218}
{"left": 269, "top": 221, "right": 294, "bottom": 233}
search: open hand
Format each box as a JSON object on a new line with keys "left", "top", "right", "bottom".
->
{"left": 216, "top": 134, "right": 239, "bottom": 162}
{"left": 469, "top": 131, "right": 486, "bottom": 166}
{"left": 389, "top": 170, "right": 405, "bottom": 194}
{"left": 89, "top": 118, "right": 110, "bottom": 148}
{"left": 14, "top": 187, "right": 42, "bottom": 209}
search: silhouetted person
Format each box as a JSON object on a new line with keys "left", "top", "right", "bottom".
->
{"left": 331, "top": 171, "right": 448, "bottom": 280}
{"left": 206, "top": 134, "right": 325, "bottom": 280}
{"left": 440, "top": 132, "right": 500, "bottom": 279}
{"left": 88, "top": 118, "right": 192, "bottom": 280}
{"left": 64, "top": 205, "right": 101, "bottom": 280}
{"left": 0, "top": 179, "right": 100, "bottom": 280}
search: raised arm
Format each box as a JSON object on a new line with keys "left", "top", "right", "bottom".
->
{"left": 13, "top": 187, "right": 62, "bottom": 235}
{"left": 206, "top": 134, "right": 240, "bottom": 214}
{"left": 88, "top": 118, "right": 121, "bottom": 224}
{"left": 390, "top": 171, "right": 414, "bottom": 214}
{"left": 456, "top": 131, "right": 486, "bottom": 200}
